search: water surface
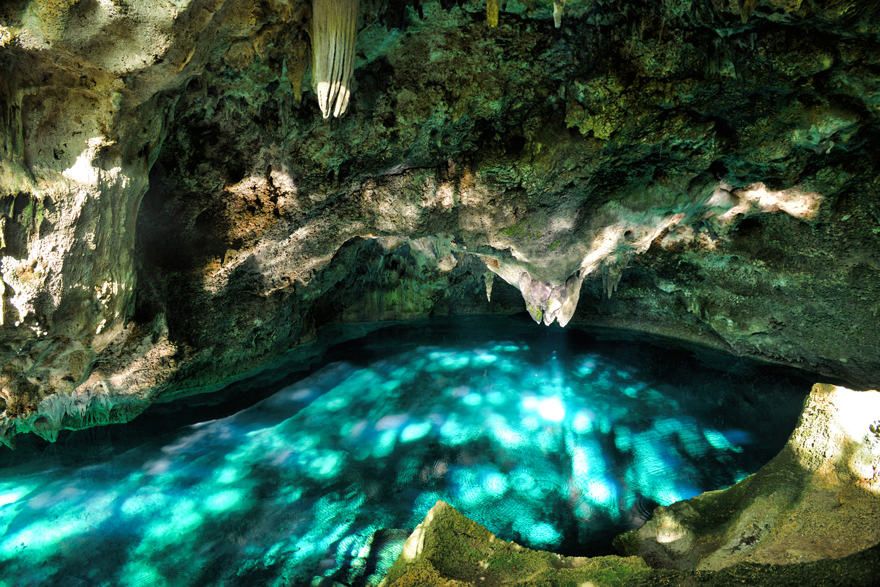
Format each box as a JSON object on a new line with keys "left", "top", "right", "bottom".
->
{"left": 0, "top": 317, "right": 811, "bottom": 585}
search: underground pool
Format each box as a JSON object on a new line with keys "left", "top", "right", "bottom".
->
{"left": 0, "top": 317, "right": 813, "bottom": 585}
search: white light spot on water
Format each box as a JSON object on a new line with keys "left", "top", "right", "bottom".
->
{"left": 373, "top": 430, "right": 397, "bottom": 458}
{"left": 703, "top": 429, "right": 738, "bottom": 452}
{"left": 482, "top": 472, "right": 508, "bottom": 497}
{"left": 523, "top": 396, "right": 566, "bottom": 422}
{"left": 462, "top": 393, "right": 483, "bottom": 406}
{"left": 216, "top": 467, "right": 241, "bottom": 484}
{"left": 539, "top": 397, "right": 566, "bottom": 422}
{"left": 205, "top": 489, "right": 246, "bottom": 513}
{"left": 0, "top": 485, "right": 32, "bottom": 507}
{"left": 573, "top": 411, "right": 593, "bottom": 433}
{"left": 587, "top": 479, "right": 614, "bottom": 506}
{"left": 401, "top": 422, "right": 433, "bottom": 443}
{"left": 527, "top": 522, "right": 561, "bottom": 546}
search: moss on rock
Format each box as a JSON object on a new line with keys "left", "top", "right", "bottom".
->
{"left": 382, "top": 500, "right": 652, "bottom": 586}
{"left": 383, "top": 499, "right": 880, "bottom": 586}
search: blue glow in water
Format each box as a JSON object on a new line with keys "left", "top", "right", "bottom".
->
{"left": 0, "top": 317, "right": 810, "bottom": 586}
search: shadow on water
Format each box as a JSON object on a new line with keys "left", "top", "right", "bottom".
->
{"left": 0, "top": 315, "right": 815, "bottom": 586}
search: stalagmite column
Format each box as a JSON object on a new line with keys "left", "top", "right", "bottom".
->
{"left": 311, "top": 0, "right": 359, "bottom": 118}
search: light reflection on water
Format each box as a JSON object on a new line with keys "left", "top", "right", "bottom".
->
{"left": 0, "top": 318, "right": 809, "bottom": 585}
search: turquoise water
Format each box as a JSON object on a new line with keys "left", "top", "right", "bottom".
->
{"left": 0, "top": 318, "right": 809, "bottom": 586}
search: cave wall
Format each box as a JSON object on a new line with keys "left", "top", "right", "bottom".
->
{"left": 1, "top": 0, "right": 879, "bottom": 443}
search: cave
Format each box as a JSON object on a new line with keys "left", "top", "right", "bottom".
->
{"left": 1, "top": 1, "right": 879, "bottom": 585}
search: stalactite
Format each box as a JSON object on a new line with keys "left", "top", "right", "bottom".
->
{"left": 487, "top": 0, "right": 499, "bottom": 28}
{"left": 286, "top": 36, "right": 309, "bottom": 105}
{"left": 602, "top": 262, "right": 623, "bottom": 299}
{"left": 553, "top": 0, "right": 565, "bottom": 29}
{"left": 310, "top": 0, "right": 359, "bottom": 119}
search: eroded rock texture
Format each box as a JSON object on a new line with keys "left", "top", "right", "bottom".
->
{"left": 1, "top": 0, "right": 879, "bottom": 443}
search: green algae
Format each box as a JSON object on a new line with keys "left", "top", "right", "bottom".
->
{"left": 382, "top": 501, "right": 652, "bottom": 586}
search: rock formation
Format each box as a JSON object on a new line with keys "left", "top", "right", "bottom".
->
{"left": 384, "top": 499, "right": 880, "bottom": 586}
{"left": 311, "top": 0, "right": 359, "bottom": 118}
{"left": 383, "top": 499, "right": 654, "bottom": 585}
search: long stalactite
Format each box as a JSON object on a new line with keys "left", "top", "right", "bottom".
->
{"left": 311, "top": 0, "right": 359, "bottom": 119}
